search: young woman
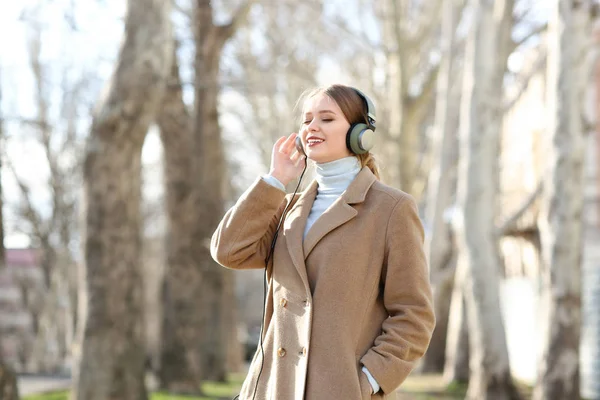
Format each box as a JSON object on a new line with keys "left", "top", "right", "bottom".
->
{"left": 211, "top": 84, "right": 435, "bottom": 399}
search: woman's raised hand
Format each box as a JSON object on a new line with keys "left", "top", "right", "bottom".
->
{"left": 268, "top": 132, "right": 306, "bottom": 187}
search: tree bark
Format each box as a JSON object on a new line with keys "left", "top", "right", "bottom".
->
{"left": 443, "top": 255, "right": 470, "bottom": 384}
{"left": 0, "top": 363, "right": 19, "bottom": 400}
{"left": 192, "top": 0, "right": 252, "bottom": 382}
{"left": 534, "top": 1, "right": 589, "bottom": 399}
{"left": 422, "top": 0, "right": 459, "bottom": 373}
{"left": 193, "top": 2, "right": 226, "bottom": 381}
{"left": 157, "top": 1, "right": 251, "bottom": 388}
{"left": 74, "top": 1, "right": 172, "bottom": 399}
{"left": 455, "top": 0, "right": 521, "bottom": 398}
{"left": 156, "top": 42, "right": 203, "bottom": 393}
{"left": 0, "top": 70, "right": 21, "bottom": 400}
{"left": 382, "top": 0, "right": 442, "bottom": 194}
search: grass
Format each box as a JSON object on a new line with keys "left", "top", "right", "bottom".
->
{"left": 23, "top": 374, "right": 245, "bottom": 400}
{"left": 23, "top": 392, "right": 69, "bottom": 400}
{"left": 23, "top": 373, "right": 536, "bottom": 400}
{"left": 396, "top": 373, "right": 533, "bottom": 399}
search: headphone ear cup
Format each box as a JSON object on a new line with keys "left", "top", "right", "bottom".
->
{"left": 346, "top": 123, "right": 374, "bottom": 155}
{"left": 295, "top": 135, "right": 306, "bottom": 156}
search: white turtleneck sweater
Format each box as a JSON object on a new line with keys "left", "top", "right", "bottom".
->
{"left": 260, "top": 156, "right": 381, "bottom": 394}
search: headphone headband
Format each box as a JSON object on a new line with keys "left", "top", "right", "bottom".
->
{"left": 352, "top": 88, "right": 376, "bottom": 130}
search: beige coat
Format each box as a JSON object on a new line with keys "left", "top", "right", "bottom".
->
{"left": 211, "top": 166, "right": 435, "bottom": 400}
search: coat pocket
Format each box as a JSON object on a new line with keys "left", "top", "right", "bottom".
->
{"left": 358, "top": 370, "right": 372, "bottom": 399}
{"left": 358, "top": 370, "right": 387, "bottom": 400}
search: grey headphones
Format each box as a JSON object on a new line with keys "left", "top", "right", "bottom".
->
{"left": 295, "top": 87, "right": 376, "bottom": 156}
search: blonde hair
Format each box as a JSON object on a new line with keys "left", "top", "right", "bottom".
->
{"left": 297, "top": 84, "right": 381, "bottom": 180}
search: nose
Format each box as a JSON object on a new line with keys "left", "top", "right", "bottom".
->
{"left": 306, "top": 119, "right": 319, "bottom": 131}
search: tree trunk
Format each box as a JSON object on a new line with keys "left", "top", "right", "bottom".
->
{"left": 382, "top": 0, "right": 441, "bottom": 194}
{"left": 192, "top": 0, "right": 252, "bottom": 382}
{"left": 0, "top": 363, "right": 19, "bottom": 400}
{"left": 157, "top": 1, "right": 251, "bottom": 388}
{"left": 194, "top": 4, "right": 227, "bottom": 380}
{"left": 74, "top": 1, "right": 172, "bottom": 399}
{"left": 422, "top": 0, "right": 458, "bottom": 373}
{"left": 223, "top": 270, "right": 243, "bottom": 374}
{"left": 0, "top": 74, "right": 21, "bottom": 400}
{"left": 455, "top": 0, "right": 520, "bottom": 398}
{"left": 534, "top": 2, "right": 589, "bottom": 399}
{"left": 443, "top": 255, "right": 469, "bottom": 384}
{"left": 157, "top": 43, "right": 203, "bottom": 393}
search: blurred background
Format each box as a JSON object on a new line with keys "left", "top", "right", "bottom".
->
{"left": 0, "top": 0, "right": 598, "bottom": 399}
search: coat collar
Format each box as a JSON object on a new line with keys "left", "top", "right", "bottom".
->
{"left": 282, "top": 166, "right": 377, "bottom": 295}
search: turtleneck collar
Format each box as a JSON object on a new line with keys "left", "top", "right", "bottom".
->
{"left": 314, "top": 156, "right": 361, "bottom": 191}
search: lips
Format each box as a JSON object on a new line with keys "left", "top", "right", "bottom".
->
{"left": 307, "top": 137, "right": 325, "bottom": 147}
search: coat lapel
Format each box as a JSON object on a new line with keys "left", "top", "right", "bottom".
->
{"left": 303, "top": 166, "right": 377, "bottom": 259}
{"left": 283, "top": 166, "right": 377, "bottom": 292}
{"left": 283, "top": 180, "right": 318, "bottom": 293}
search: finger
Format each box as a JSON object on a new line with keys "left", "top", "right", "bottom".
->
{"left": 294, "top": 154, "right": 306, "bottom": 167}
{"left": 276, "top": 135, "right": 289, "bottom": 152}
{"left": 274, "top": 136, "right": 287, "bottom": 150}
{"left": 289, "top": 149, "right": 300, "bottom": 162}
{"left": 283, "top": 133, "right": 298, "bottom": 152}
{"left": 279, "top": 133, "right": 296, "bottom": 153}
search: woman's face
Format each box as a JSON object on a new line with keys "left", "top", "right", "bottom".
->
{"left": 300, "top": 93, "right": 353, "bottom": 163}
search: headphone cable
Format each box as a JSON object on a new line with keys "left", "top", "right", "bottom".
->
{"left": 234, "top": 158, "right": 307, "bottom": 400}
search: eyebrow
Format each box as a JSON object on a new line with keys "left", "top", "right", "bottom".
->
{"left": 304, "top": 110, "right": 337, "bottom": 116}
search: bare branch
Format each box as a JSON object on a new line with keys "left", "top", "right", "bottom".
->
{"left": 410, "top": 62, "right": 441, "bottom": 119}
{"left": 174, "top": 0, "right": 192, "bottom": 19}
{"left": 510, "top": 22, "right": 548, "bottom": 52}
{"left": 218, "top": 0, "right": 257, "bottom": 43}
{"left": 405, "top": 0, "right": 444, "bottom": 51}
{"left": 390, "top": 0, "right": 409, "bottom": 91}
{"left": 497, "top": 181, "right": 544, "bottom": 236}
{"left": 513, "top": 3, "right": 537, "bottom": 25}
{"left": 2, "top": 155, "right": 48, "bottom": 247}
{"left": 28, "top": 23, "right": 67, "bottom": 244}
{"left": 503, "top": 50, "right": 547, "bottom": 112}
{"left": 3, "top": 116, "right": 50, "bottom": 129}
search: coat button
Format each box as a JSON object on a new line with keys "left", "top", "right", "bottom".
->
{"left": 280, "top": 298, "right": 287, "bottom": 308}
{"left": 300, "top": 347, "right": 307, "bottom": 356}
{"left": 277, "top": 347, "right": 286, "bottom": 357}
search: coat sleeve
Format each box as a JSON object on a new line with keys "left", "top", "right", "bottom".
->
{"left": 359, "top": 195, "right": 436, "bottom": 394}
{"left": 210, "top": 176, "right": 292, "bottom": 270}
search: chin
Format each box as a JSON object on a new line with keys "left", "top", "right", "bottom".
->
{"left": 308, "top": 152, "right": 351, "bottom": 164}
{"left": 307, "top": 153, "right": 330, "bottom": 163}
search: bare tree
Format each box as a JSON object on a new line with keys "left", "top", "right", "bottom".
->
{"left": 157, "top": 0, "right": 254, "bottom": 390}
{"left": 453, "top": 0, "right": 521, "bottom": 398}
{"left": 225, "top": 1, "right": 319, "bottom": 172}
{"left": 156, "top": 41, "right": 201, "bottom": 392}
{"left": 422, "top": 0, "right": 460, "bottom": 373}
{"left": 73, "top": 0, "right": 173, "bottom": 398}
{"left": 191, "top": 0, "right": 254, "bottom": 383}
{"left": 379, "top": 0, "right": 442, "bottom": 196}
{"left": 0, "top": 63, "right": 21, "bottom": 400}
{"left": 1, "top": 15, "right": 85, "bottom": 372}
{"left": 534, "top": 1, "right": 591, "bottom": 399}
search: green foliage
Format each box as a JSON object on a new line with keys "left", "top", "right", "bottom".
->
{"left": 23, "top": 391, "right": 69, "bottom": 400}
{"left": 444, "top": 380, "right": 468, "bottom": 395}
{"left": 23, "top": 375, "right": 245, "bottom": 400}
{"left": 149, "top": 394, "right": 209, "bottom": 400}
